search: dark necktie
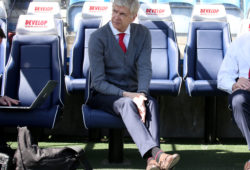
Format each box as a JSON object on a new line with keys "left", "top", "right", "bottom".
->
{"left": 118, "top": 33, "right": 126, "bottom": 53}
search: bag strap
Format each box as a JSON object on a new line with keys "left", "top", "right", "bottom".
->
{"left": 69, "top": 147, "right": 92, "bottom": 170}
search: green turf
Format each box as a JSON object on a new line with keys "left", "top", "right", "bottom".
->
{"left": 8, "top": 142, "right": 249, "bottom": 170}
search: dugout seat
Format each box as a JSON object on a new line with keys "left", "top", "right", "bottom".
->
{"left": 138, "top": 3, "right": 182, "bottom": 95}
{"left": 0, "top": 15, "right": 64, "bottom": 128}
{"left": 183, "top": 4, "right": 231, "bottom": 97}
{"left": 183, "top": 4, "right": 231, "bottom": 142}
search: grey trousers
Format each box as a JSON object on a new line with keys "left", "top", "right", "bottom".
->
{"left": 229, "top": 90, "right": 250, "bottom": 150}
{"left": 88, "top": 92, "right": 160, "bottom": 157}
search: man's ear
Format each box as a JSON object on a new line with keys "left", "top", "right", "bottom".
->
{"left": 132, "top": 14, "right": 137, "bottom": 22}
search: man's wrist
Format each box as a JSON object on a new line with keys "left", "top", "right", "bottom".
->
{"left": 232, "top": 83, "right": 239, "bottom": 92}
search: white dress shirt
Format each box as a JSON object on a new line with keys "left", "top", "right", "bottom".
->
{"left": 217, "top": 32, "right": 250, "bottom": 94}
{"left": 109, "top": 21, "right": 130, "bottom": 48}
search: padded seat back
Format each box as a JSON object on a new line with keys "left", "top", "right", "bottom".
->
{"left": 139, "top": 3, "right": 173, "bottom": 80}
{"left": 196, "top": 29, "right": 224, "bottom": 80}
{"left": 183, "top": 4, "right": 231, "bottom": 96}
{"left": 189, "top": 5, "right": 229, "bottom": 81}
{"left": 27, "top": 2, "right": 67, "bottom": 73}
{"left": 70, "top": 1, "right": 112, "bottom": 78}
{"left": 3, "top": 15, "right": 62, "bottom": 108}
{"left": 139, "top": 3, "right": 181, "bottom": 95}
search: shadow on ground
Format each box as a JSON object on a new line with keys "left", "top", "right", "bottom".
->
{"left": 77, "top": 142, "right": 249, "bottom": 170}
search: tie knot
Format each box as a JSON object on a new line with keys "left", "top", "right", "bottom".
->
{"left": 119, "top": 33, "right": 125, "bottom": 40}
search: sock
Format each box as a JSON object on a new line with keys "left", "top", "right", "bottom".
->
{"left": 147, "top": 157, "right": 154, "bottom": 164}
{"left": 151, "top": 147, "right": 164, "bottom": 162}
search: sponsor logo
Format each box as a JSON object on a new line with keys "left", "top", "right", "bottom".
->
{"left": 25, "top": 20, "right": 48, "bottom": 28}
{"left": 89, "top": 6, "right": 108, "bottom": 12}
{"left": 200, "top": 9, "right": 219, "bottom": 15}
{"left": 146, "top": 8, "right": 165, "bottom": 15}
{"left": 34, "top": 7, "right": 53, "bottom": 12}
{"left": 249, "top": 24, "right": 250, "bottom": 31}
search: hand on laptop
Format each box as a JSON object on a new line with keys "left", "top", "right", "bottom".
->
{"left": 0, "top": 96, "right": 19, "bottom": 106}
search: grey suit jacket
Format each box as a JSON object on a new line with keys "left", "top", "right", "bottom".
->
{"left": 88, "top": 22, "right": 152, "bottom": 96}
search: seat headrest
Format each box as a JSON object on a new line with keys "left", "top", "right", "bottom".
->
{"left": 16, "top": 15, "right": 58, "bottom": 35}
{"left": 82, "top": 2, "right": 112, "bottom": 19}
{"left": 138, "top": 3, "right": 172, "bottom": 21}
{"left": 191, "top": 4, "right": 227, "bottom": 22}
{"left": 0, "top": 1, "right": 7, "bottom": 19}
{"left": 238, "top": 19, "right": 250, "bottom": 36}
{"left": 27, "top": 2, "right": 62, "bottom": 19}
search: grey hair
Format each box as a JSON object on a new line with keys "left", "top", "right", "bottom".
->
{"left": 112, "top": 0, "right": 140, "bottom": 17}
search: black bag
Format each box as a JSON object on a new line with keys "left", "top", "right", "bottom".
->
{"left": 13, "top": 127, "right": 92, "bottom": 170}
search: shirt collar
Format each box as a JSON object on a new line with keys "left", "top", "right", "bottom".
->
{"left": 109, "top": 21, "right": 130, "bottom": 36}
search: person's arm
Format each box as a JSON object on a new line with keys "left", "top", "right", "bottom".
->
{"left": 136, "top": 27, "right": 152, "bottom": 95}
{"left": 217, "top": 44, "right": 239, "bottom": 94}
{"left": 88, "top": 32, "right": 124, "bottom": 96}
{"left": 0, "top": 96, "right": 19, "bottom": 106}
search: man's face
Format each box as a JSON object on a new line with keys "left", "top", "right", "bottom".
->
{"left": 111, "top": 4, "right": 136, "bottom": 32}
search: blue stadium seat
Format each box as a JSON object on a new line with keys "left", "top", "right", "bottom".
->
{"left": 183, "top": 5, "right": 231, "bottom": 142}
{"left": 200, "top": 0, "right": 242, "bottom": 35}
{"left": 138, "top": 3, "right": 182, "bottom": 95}
{"left": 0, "top": 2, "right": 8, "bottom": 94}
{"left": 156, "top": 0, "right": 196, "bottom": 34}
{"left": 65, "top": 1, "right": 112, "bottom": 94}
{"left": 27, "top": 2, "right": 67, "bottom": 74}
{"left": 183, "top": 4, "right": 231, "bottom": 96}
{"left": 0, "top": 15, "right": 64, "bottom": 128}
{"left": 67, "top": 0, "right": 110, "bottom": 32}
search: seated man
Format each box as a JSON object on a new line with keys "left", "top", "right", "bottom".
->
{"left": 87, "top": 0, "right": 180, "bottom": 169}
{"left": 218, "top": 32, "right": 250, "bottom": 170}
